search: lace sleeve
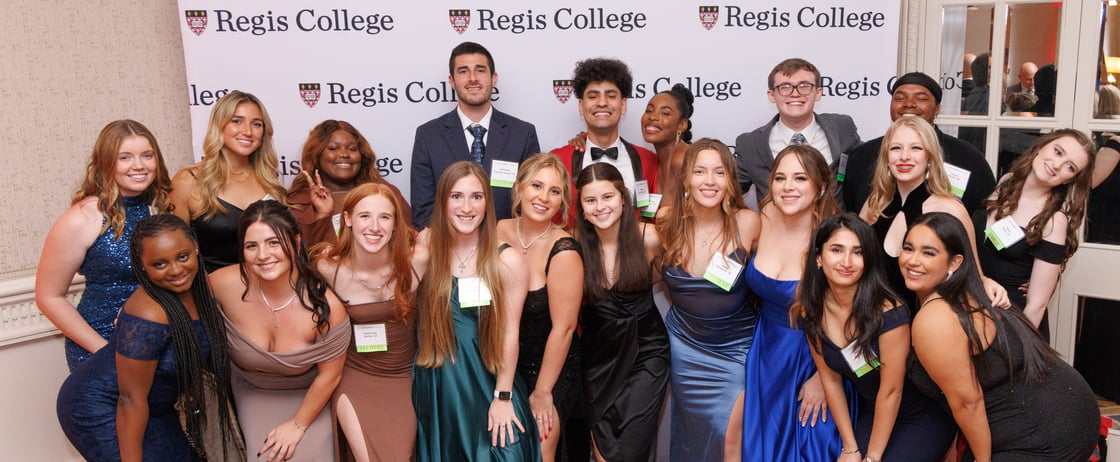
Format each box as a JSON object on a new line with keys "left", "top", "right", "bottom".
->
{"left": 113, "top": 312, "right": 172, "bottom": 361}
{"left": 545, "top": 237, "right": 582, "bottom": 275}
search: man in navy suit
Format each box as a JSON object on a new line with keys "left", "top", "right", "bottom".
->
{"left": 735, "top": 58, "right": 860, "bottom": 208}
{"left": 410, "top": 41, "right": 540, "bottom": 228}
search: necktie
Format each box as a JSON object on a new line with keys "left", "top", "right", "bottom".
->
{"left": 590, "top": 147, "right": 619, "bottom": 161}
{"left": 468, "top": 124, "right": 486, "bottom": 165}
{"left": 790, "top": 132, "right": 807, "bottom": 145}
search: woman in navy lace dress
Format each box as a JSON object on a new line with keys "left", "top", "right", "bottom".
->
{"left": 36, "top": 120, "right": 171, "bottom": 370}
{"left": 57, "top": 214, "right": 240, "bottom": 461}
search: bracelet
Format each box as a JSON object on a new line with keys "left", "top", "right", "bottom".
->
{"left": 840, "top": 447, "right": 860, "bottom": 455}
{"left": 864, "top": 457, "right": 880, "bottom": 462}
{"left": 292, "top": 421, "right": 307, "bottom": 433}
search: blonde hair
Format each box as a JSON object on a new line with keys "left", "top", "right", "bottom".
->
{"left": 510, "top": 153, "right": 572, "bottom": 228}
{"left": 192, "top": 91, "right": 287, "bottom": 220}
{"left": 415, "top": 162, "right": 507, "bottom": 373}
{"left": 657, "top": 138, "right": 746, "bottom": 268}
{"left": 865, "top": 117, "right": 954, "bottom": 224}
{"left": 74, "top": 120, "right": 172, "bottom": 237}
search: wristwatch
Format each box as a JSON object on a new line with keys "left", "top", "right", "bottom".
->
{"left": 493, "top": 389, "right": 512, "bottom": 401}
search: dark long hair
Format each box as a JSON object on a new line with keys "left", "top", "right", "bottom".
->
{"left": 909, "top": 212, "right": 1057, "bottom": 384}
{"left": 798, "top": 213, "right": 901, "bottom": 363}
{"left": 238, "top": 200, "right": 332, "bottom": 334}
{"left": 128, "top": 214, "right": 236, "bottom": 456}
{"left": 574, "top": 163, "right": 651, "bottom": 301}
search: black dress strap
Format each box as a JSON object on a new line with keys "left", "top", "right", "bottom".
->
{"left": 1030, "top": 239, "right": 1066, "bottom": 265}
{"left": 881, "top": 304, "right": 912, "bottom": 334}
{"left": 544, "top": 237, "right": 582, "bottom": 276}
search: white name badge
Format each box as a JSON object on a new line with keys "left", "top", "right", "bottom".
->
{"left": 840, "top": 341, "right": 881, "bottom": 378}
{"left": 943, "top": 162, "right": 971, "bottom": 199}
{"left": 457, "top": 277, "right": 493, "bottom": 308}
{"left": 836, "top": 153, "right": 849, "bottom": 183}
{"left": 490, "top": 160, "right": 519, "bottom": 188}
{"left": 332, "top": 213, "right": 342, "bottom": 236}
{"left": 984, "top": 216, "right": 1026, "bottom": 251}
{"left": 634, "top": 180, "right": 651, "bottom": 208}
{"left": 353, "top": 323, "right": 388, "bottom": 353}
{"left": 703, "top": 252, "right": 744, "bottom": 292}
{"left": 641, "top": 193, "right": 663, "bottom": 219}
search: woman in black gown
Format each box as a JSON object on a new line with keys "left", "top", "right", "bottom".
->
{"left": 573, "top": 163, "right": 670, "bottom": 461}
{"left": 904, "top": 212, "right": 1098, "bottom": 461}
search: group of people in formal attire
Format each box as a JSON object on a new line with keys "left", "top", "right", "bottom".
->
{"left": 37, "top": 41, "right": 1109, "bottom": 462}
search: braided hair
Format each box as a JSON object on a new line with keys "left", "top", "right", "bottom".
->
{"left": 128, "top": 214, "right": 236, "bottom": 457}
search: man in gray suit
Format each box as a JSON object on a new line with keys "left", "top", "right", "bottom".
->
{"left": 410, "top": 41, "right": 540, "bottom": 228}
{"left": 734, "top": 58, "right": 860, "bottom": 208}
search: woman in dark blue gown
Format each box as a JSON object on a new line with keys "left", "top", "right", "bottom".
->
{"left": 656, "top": 139, "right": 760, "bottom": 461}
{"left": 36, "top": 120, "right": 171, "bottom": 370}
{"left": 57, "top": 215, "right": 241, "bottom": 461}
{"left": 800, "top": 213, "right": 954, "bottom": 462}
{"left": 741, "top": 145, "right": 846, "bottom": 461}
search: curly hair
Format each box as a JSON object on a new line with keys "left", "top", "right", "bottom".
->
{"left": 74, "top": 120, "right": 172, "bottom": 238}
{"left": 573, "top": 58, "right": 633, "bottom": 99}
{"left": 289, "top": 119, "right": 383, "bottom": 194}
{"left": 983, "top": 129, "right": 1096, "bottom": 267}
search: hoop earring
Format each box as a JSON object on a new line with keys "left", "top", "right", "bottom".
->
{"left": 676, "top": 131, "right": 683, "bottom": 144}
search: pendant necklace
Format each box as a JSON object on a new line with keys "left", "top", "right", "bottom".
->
{"left": 698, "top": 223, "right": 721, "bottom": 247}
{"left": 517, "top": 218, "right": 552, "bottom": 254}
{"left": 259, "top": 287, "right": 297, "bottom": 328}
{"left": 454, "top": 246, "right": 478, "bottom": 275}
{"left": 357, "top": 265, "right": 391, "bottom": 292}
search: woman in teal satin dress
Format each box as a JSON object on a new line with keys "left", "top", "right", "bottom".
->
{"left": 412, "top": 161, "right": 539, "bottom": 461}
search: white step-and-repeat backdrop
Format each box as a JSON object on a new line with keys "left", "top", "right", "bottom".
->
{"left": 177, "top": 1, "right": 901, "bottom": 196}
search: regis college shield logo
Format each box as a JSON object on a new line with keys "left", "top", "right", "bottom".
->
{"left": 553, "top": 80, "right": 574, "bottom": 104}
{"left": 299, "top": 83, "right": 321, "bottom": 108}
{"left": 449, "top": 9, "right": 471, "bottom": 34}
{"left": 699, "top": 6, "right": 718, "bottom": 30}
{"left": 185, "top": 10, "right": 208, "bottom": 36}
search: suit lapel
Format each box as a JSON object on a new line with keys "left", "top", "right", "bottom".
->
{"left": 487, "top": 110, "right": 512, "bottom": 161}
{"left": 440, "top": 110, "right": 471, "bottom": 162}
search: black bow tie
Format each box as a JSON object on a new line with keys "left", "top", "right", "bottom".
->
{"left": 590, "top": 147, "right": 618, "bottom": 161}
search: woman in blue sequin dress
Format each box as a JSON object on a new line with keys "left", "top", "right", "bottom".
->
{"left": 36, "top": 120, "right": 171, "bottom": 370}
{"left": 656, "top": 139, "right": 760, "bottom": 461}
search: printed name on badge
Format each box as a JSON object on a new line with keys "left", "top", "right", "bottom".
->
{"left": 490, "top": 160, "right": 519, "bottom": 188}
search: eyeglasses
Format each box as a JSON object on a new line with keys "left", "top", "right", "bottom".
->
{"left": 772, "top": 82, "right": 817, "bottom": 96}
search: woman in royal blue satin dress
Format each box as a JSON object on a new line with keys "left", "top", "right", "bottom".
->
{"left": 656, "top": 139, "right": 760, "bottom": 461}
{"left": 741, "top": 145, "right": 846, "bottom": 461}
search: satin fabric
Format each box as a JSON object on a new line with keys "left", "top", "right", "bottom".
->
{"left": 412, "top": 278, "right": 540, "bottom": 462}
{"left": 742, "top": 257, "right": 846, "bottom": 461}
{"left": 662, "top": 249, "right": 757, "bottom": 462}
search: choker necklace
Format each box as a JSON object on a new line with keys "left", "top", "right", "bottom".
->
{"left": 454, "top": 246, "right": 478, "bottom": 274}
{"left": 516, "top": 218, "right": 553, "bottom": 254}
{"left": 259, "top": 287, "right": 297, "bottom": 328}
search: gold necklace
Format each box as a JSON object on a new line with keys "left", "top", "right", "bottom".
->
{"left": 516, "top": 218, "right": 553, "bottom": 254}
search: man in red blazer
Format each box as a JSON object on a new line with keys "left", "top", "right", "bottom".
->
{"left": 551, "top": 58, "right": 659, "bottom": 224}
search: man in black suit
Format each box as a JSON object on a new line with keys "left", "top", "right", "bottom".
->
{"left": 735, "top": 58, "right": 861, "bottom": 207}
{"left": 410, "top": 41, "right": 540, "bottom": 228}
{"left": 842, "top": 72, "right": 996, "bottom": 214}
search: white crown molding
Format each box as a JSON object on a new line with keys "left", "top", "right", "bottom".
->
{"left": 0, "top": 276, "right": 78, "bottom": 347}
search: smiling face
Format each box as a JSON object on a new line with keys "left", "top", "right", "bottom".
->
{"left": 580, "top": 179, "right": 625, "bottom": 231}
{"left": 446, "top": 174, "right": 487, "bottom": 236}
{"left": 518, "top": 166, "right": 565, "bottom": 223}
{"left": 689, "top": 149, "right": 729, "bottom": 209}
{"left": 113, "top": 135, "right": 158, "bottom": 197}
{"left": 450, "top": 52, "right": 496, "bottom": 109}
{"left": 140, "top": 229, "right": 198, "bottom": 294}
{"left": 1030, "top": 135, "right": 1091, "bottom": 188}
{"left": 345, "top": 194, "right": 395, "bottom": 255}
{"left": 890, "top": 84, "right": 941, "bottom": 122}
{"left": 641, "top": 92, "right": 686, "bottom": 145}
{"left": 579, "top": 81, "right": 627, "bottom": 132}
{"left": 768, "top": 69, "right": 821, "bottom": 124}
{"left": 769, "top": 153, "right": 820, "bottom": 217}
{"left": 899, "top": 224, "right": 963, "bottom": 298}
{"left": 317, "top": 129, "right": 361, "bottom": 186}
{"left": 886, "top": 125, "right": 930, "bottom": 190}
{"left": 243, "top": 222, "right": 292, "bottom": 282}
{"left": 817, "top": 228, "right": 864, "bottom": 291}
{"left": 222, "top": 102, "right": 264, "bottom": 157}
